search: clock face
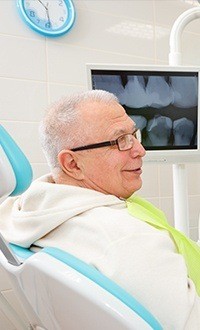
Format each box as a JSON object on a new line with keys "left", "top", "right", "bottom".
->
{"left": 17, "top": 0, "right": 75, "bottom": 37}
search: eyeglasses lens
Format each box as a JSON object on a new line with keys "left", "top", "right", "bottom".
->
{"left": 135, "top": 130, "right": 141, "bottom": 143}
{"left": 118, "top": 134, "right": 133, "bottom": 151}
{"left": 118, "top": 130, "right": 141, "bottom": 151}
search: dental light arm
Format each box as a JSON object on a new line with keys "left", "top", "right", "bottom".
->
{"left": 169, "top": 6, "right": 200, "bottom": 66}
{"left": 169, "top": 5, "right": 200, "bottom": 236}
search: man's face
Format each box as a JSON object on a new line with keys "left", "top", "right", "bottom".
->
{"left": 76, "top": 100, "right": 146, "bottom": 199}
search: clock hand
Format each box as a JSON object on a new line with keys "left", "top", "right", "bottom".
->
{"left": 37, "top": 0, "right": 51, "bottom": 26}
{"left": 45, "top": 3, "right": 51, "bottom": 26}
{"left": 37, "top": 0, "right": 47, "bottom": 10}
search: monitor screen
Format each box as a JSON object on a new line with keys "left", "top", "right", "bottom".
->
{"left": 87, "top": 64, "right": 200, "bottom": 163}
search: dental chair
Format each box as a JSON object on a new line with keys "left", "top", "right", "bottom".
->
{"left": 0, "top": 124, "right": 163, "bottom": 330}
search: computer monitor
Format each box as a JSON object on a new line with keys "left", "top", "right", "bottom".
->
{"left": 87, "top": 64, "right": 200, "bottom": 163}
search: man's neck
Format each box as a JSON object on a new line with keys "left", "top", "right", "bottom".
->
{"left": 53, "top": 169, "right": 84, "bottom": 188}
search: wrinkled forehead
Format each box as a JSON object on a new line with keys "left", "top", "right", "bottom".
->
{"left": 79, "top": 100, "right": 135, "bottom": 139}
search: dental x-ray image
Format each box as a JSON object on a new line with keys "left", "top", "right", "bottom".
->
{"left": 173, "top": 118, "right": 194, "bottom": 146}
{"left": 170, "top": 76, "right": 198, "bottom": 108}
{"left": 124, "top": 76, "right": 149, "bottom": 108}
{"left": 129, "top": 115, "right": 147, "bottom": 132}
{"left": 91, "top": 69, "right": 198, "bottom": 151}
{"left": 146, "top": 76, "right": 174, "bottom": 109}
{"left": 91, "top": 74, "right": 126, "bottom": 105}
{"left": 145, "top": 115, "right": 173, "bottom": 147}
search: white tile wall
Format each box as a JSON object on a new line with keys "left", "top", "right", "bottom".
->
{"left": 190, "top": 226, "right": 199, "bottom": 241}
{"left": 154, "top": 0, "right": 200, "bottom": 34}
{"left": 1, "top": 121, "right": 46, "bottom": 163}
{"left": 0, "top": 35, "right": 46, "bottom": 81}
{"left": 52, "top": 8, "right": 155, "bottom": 58}
{"left": 158, "top": 164, "right": 174, "bottom": 198}
{"left": 187, "top": 163, "right": 200, "bottom": 195}
{"left": 139, "top": 163, "right": 160, "bottom": 198}
{"left": 47, "top": 42, "right": 154, "bottom": 86}
{"left": 0, "top": 0, "right": 200, "bottom": 326}
{"left": 32, "top": 163, "right": 49, "bottom": 179}
{"left": 159, "top": 197, "right": 175, "bottom": 227}
{"left": 48, "top": 82, "right": 87, "bottom": 103}
{"left": 75, "top": 0, "right": 155, "bottom": 22}
{"left": 0, "top": 78, "right": 48, "bottom": 122}
{"left": 0, "top": 0, "right": 39, "bottom": 39}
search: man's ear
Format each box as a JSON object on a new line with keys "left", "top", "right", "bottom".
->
{"left": 58, "top": 150, "right": 84, "bottom": 180}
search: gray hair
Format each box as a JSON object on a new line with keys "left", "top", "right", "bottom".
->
{"left": 39, "top": 90, "right": 118, "bottom": 170}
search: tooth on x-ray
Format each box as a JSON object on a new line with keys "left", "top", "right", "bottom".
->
{"left": 173, "top": 118, "right": 194, "bottom": 146}
{"left": 146, "top": 116, "right": 172, "bottom": 146}
{"left": 146, "top": 76, "right": 173, "bottom": 108}
{"left": 170, "top": 76, "right": 198, "bottom": 108}
{"left": 124, "top": 76, "right": 149, "bottom": 108}
{"left": 92, "top": 75, "right": 126, "bottom": 105}
{"left": 129, "top": 115, "right": 147, "bottom": 131}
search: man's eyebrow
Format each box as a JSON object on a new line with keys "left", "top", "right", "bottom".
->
{"left": 112, "top": 126, "right": 136, "bottom": 139}
{"left": 112, "top": 129, "right": 127, "bottom": 138}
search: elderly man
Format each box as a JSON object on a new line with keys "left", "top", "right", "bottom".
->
{"left": 0, "top": 90, "right": 200, "bottom": 329}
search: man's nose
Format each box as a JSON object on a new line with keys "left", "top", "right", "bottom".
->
{"left": 131, "top": 138, "right": 146, "bottom": 157}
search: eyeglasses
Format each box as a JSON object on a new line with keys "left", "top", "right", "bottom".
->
{"left": 71, "top": 128, "right": 141, "bottom": 152}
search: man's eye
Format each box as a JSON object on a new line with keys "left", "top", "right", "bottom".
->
{"left": 118, "top": 136, "right": 127, "bottom": 148}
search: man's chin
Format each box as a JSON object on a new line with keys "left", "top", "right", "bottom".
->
{"left": 125, "top": 180, "right": 143, "bottom": 199}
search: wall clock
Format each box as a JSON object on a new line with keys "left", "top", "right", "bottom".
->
{"left": 17, "top": 0, "right": 76, "bottom": 37}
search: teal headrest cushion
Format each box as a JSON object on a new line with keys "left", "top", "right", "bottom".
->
{"left": 0, "top": 125, "right": 33, "bottom": 196}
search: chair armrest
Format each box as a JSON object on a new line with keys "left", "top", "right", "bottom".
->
{"left": 43, "top": 246, "right": 162, "bottom": 330}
